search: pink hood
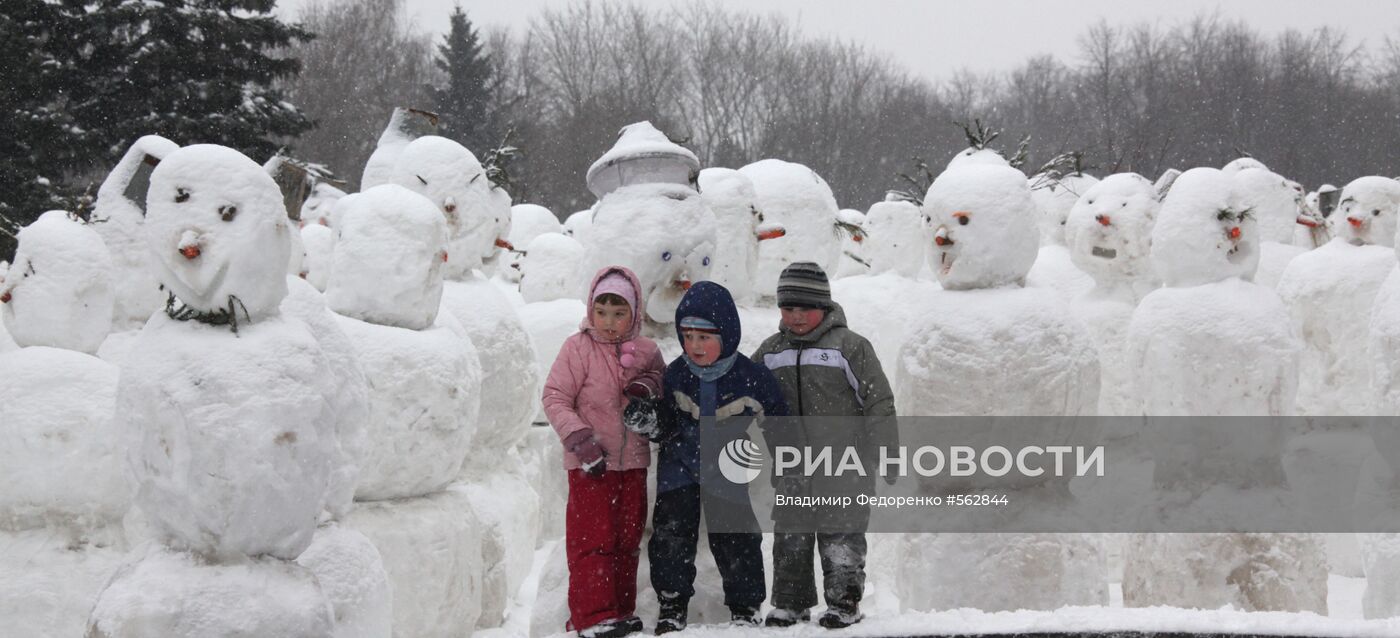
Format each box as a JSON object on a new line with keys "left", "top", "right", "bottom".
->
{"left": 580, "top": 266, "right": 646, "bottom": 342}
{"left": 543, "top": 265, "right": 665, "bottom": 471}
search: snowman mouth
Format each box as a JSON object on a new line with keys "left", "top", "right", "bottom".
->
{"left": 938, "top": 250, "right": 955, "bottom": 275}
{"left": 1226, "top": 241, "right": 1249, "bottom": 264}
{"left": 1091, "top": 246, "right": 1117, "bottom": 259}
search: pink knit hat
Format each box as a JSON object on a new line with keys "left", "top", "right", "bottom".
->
{"left": 592, "top": 271, "right": 637, "bottom": 309}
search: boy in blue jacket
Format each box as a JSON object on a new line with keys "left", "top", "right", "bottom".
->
{"left": 627, "top": 281, "right": 788, "bottom": 634}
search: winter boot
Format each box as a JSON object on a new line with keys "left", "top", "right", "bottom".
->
{"left": 654, "top": 593, "right": 688, "bottom": 635}
{"left": 818, "top": 603, "right": 863, "bottom": 629}
{"left": 578, "top": 616, "right": 643, "bottom": 638}
{"left": 764, "top": 607, "right": 810, "bottom": 627}
{"left": 729, "top": 605, "right": 761, "bottom": 626}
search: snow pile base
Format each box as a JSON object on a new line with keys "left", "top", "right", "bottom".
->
{"left": 0, "top": 524, "right": 128, "bottom": 638}
{"left": 1124, "top": 533, "right": 1328, "bottom": 614}
{"left": 344, "top": 489, "right": 483, "bottom": 638}
{"left": 87, "top": 545, "right": 335, "bottom": 638}
{"left": 296, "top": 523, "right": 392, "bottom": 638}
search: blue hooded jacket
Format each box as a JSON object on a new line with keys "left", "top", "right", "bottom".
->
{"left": 657, "top": 282, "right": 789, "bottom": 493}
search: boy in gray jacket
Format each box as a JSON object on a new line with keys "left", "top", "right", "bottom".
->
{"left": 752, "top": 262, "right": 897, "bottom": 629}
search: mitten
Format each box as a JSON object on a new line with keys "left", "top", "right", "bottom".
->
{"left": 564, "top": 429, "right": 606, "bottom": 477}
{"left": 623, "top": 397, "right": 660, "bottom": 439}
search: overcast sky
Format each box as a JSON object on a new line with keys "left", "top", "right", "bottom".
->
{"left": 276, "top": 0, "right": 1400, "bottom": 81}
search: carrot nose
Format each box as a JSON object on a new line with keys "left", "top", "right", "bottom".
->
{"left": 934, "top": 235, "right": 953, "bottom": 247}
{"left": 1296, "top": 215, "right": 1318, "bottom": 229}
{"left": 0, "top": 292, "right": 10, "bottom": 304}
{"left": 675, "top": 279, "right": 692, "bottom": 290}
{"left": 180, "top": 245, "right": 201, "bottom": 260}
{"left": 852, "top": 234, "right": 863, "bottom": 243}
{"left": 495, "top": 238, "right": 514, "bottom": 249}
{"left": 1348, "top": 217, "right": 1364, "bottom": 228}
{"left": 757, "top": 227, "right": 786, "bottom": 241}
{"left": 1228, "top": 227, "right": 1241, "bottom": 240}
{"left": 1095, "top": 214, "right": 1111, "bottom": 227}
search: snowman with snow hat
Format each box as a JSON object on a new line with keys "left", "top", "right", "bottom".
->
{"left": 1277, "top": 176, "right": 1400, "bottom": 417}
{"left": 1121, "top": 166, "right": 1327, "bottom": 614}
{"left": 0, "top": 211, "right": 131, "bottom": 636}
{"left": 893, "top": 162, "right": 1104, "bottom": 613}
{"left": 584, "top": 122, "right": 717, "bottom": 336}
{"left": 86, "top": 144, "right": 360, "bottom": 636}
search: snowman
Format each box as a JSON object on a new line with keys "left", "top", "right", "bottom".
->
{"left": 1361, "top": 193, "right": 1400, "bottom": 619}
{"left": 503, "top": 203, "right": 563, "bottom": 284}
{"left": 87, "top": 144, "right": 352, "bottom": 634}
{"left": 697, "top": 167, "right": 785, "bottom": 305}
{"left": 1026, "top": 168, "right": 1099, "bottom": 300}
{"left": 1232, "top": 165, "right": 1309, "bottom": 289}
{"left": 1277, "top": 176, "right": 1400, "bottom": 417}
{"left": 89, "top": 135, "right": 181, "bottom": 331}
{"left": 0, "top": 260, "right": 13, "bottom": 352}
{"left": 893, "top": 163, "right": 1103, "bottom": 613}
{"left": 361, "top": 107, "right": 438, "bottom": 190}
{"left": 520, "top": 232, "right": 586, "bottom": 304}
{"left": 739, "top": 159, "right": 840, "bottom": 300}
{"left": 319, "top": 183, "right": 489, "bottom": 634}
{"left": 300, "top": 223, "right": 336, "bottom": 292}
{"left": 387, "top": 134, "right": 540, "bottom": 630}
{"left": 828, "top": 199, "right": 939, "bottom": 399}
{"left": 0, "top": 212, "right": 128, "bottom": 637}
{"left": 1063, "top": 173, "right": 1161, "bottom": 417}
{"left": 584, "top": 123, "right": 716, "bottom": 331}
{"left": 391, "top": 135, "right": 512, "bottom": 279}
{"left": 1121, "top": 167, "right": 1326, "bottom": 614}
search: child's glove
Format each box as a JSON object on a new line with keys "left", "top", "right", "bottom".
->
{"left": 564, "top": 429, "right": 606, "bottom": 477}
{"left": 623, "top": 397, "right": 660, "bottom": 440}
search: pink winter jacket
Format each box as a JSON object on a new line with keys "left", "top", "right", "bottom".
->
{"left": 542, "top": 267, "right": 665, "bottom": 471}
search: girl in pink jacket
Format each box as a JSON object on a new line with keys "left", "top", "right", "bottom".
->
{"left": 543, "top": 266, "right": 665, "bottom": 638}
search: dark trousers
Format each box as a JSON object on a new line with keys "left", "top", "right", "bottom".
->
{"left": 770, "top": 531, "right": 867, "bottom": 611}
{"left": 647, "top": 484, "right": 765, "bottom": 610}
{"left": 566, "top": 469, "right": 648, "bottom": 631}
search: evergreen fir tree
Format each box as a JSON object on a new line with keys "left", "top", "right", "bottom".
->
{"left": 0, "top": 1, "right": 88, "bottom": 258}
{"left": 430, "top": 4, "right": 497, "bottom": 154}
{"left": 71, "top": 0, "right": 314, "bottom": 166}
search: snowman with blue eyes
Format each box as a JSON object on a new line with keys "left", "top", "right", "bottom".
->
{"left": 893, "top": 163, "right": 1104, "bottom": 614}
{"left": 584, "top": 122, "right": 716, "bottom": 332}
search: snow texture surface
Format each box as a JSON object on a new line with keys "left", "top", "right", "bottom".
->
{"left": 295, "top": 523, "right": 393, "bottom": 638}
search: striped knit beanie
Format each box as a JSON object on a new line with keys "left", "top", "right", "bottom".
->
{"left": 776, "top": 261, "right": 832, "bottom": 309}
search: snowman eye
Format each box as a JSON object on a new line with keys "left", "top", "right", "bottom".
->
{"left": 1120, "top": 202, "right": 1127, "bottom": 207}
{"left": 662, "top": 251, "right": 672, "bottom": 261}
{"left": 219, "top": 205, "right": 238, "bottom": 222}
{"left": 175, "top": 188, "right": 190, "bottom": 203}
{"left": 702, "top": 256, "right": 711, "bottom": 267}
{"left": 957, "top": 215, "right": 970, "bottom": 226}
{"left": 1374, "top": 209, "right": 1382, "bottom": 216}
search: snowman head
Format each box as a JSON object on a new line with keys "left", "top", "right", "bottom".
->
{"left": 586, "top": 183, "right": 716, "bottom": 323}
{"left": 1065, "top": 173, "right": 1159, "bottom": 286}
{"left": 1030, "top": 173, "right": 1099, "bottom": 246}
{"left": 325, "top": 184, "right": 447, "bottom": 330}
{"left": 1150, "top": 167, "right": 1259, "bottom": 287}
{"left": 922, "top": 164, "right": 1040, "bottom": 290}
{"left": 1222, "top": 157, "right": 1268, "bottom": 175}
{"left": 391, "top": 136, "right": 506, "bottom": 278}
{"left": 698, "top": 168, "right": 761, "bottom": 230}
{"left": 1, "top": 211, "right": 114, "bottom": 354}
{"left": 144, "top": 144, "right": 290, "bottom": 323}
{"left": 865, "top": 201, "right": 926, "bottom": 277}
{"left": 1232, "top": 167, "right": 1302, "bottom": 244}
{"left": 946, "top": 147, "right": 1009, "bottom": 171}
{"left": 1336, "top": 176, "right": 1400, "bottom": 248}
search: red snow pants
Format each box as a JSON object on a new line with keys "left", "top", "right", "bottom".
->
{"left": 566, "top": 468, "right": 648, "bottom": 631}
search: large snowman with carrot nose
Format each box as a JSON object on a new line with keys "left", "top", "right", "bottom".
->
{"left": 893, "top": 163, "right": 1103, "bottom": 614}
{"left": 584, "top": 122, "right": 717, "bottom": 329}
{"left": 1277, "top": 175, "right": 1400, "bottom": 416}
{"left": 1122, "top": 166, "right": 1327, "bottom": 614}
